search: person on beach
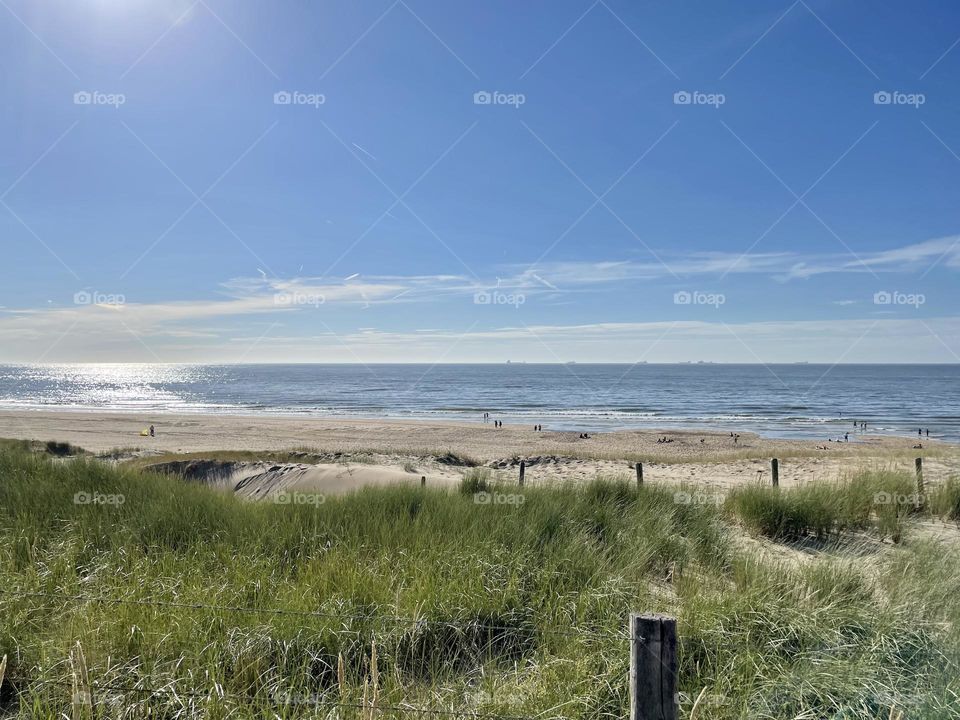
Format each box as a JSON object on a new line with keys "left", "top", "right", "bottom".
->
{"left": 149, "top": 425, "right": 155, "bottom": 437}
{"left": 926, "top": 428, "right": 930, "bottom": 437}
{"left": 844, "top": 432, "right": 849, "bottom": 441}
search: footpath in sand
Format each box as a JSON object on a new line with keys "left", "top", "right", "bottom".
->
{"left": 1, "top": 410, "right": 956, "bottom": 496}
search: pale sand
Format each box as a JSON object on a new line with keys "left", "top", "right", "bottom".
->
{"left": 1, "top": 410, "right": 957, "bottom": 492}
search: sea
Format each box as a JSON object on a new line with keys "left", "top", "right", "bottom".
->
{"left": 0, "top": 363, "right": 956, "bottom": 441}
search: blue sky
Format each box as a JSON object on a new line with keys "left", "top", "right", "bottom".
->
{"left": 1, "top": 0, "right": 959, "bottom": 362}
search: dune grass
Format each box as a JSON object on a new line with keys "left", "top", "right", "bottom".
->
{"left": 725, "top": 471, "right": 927, "bottom": 542}
{"left": 0, "top": 447, "right": 958, "bottom": 718}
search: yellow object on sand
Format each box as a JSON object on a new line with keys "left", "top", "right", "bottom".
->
{"left": 139, "top": 429, "right": 150, "bottom": 437}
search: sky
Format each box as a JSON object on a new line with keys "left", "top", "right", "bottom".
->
{"left": 1, "top": 0, "right": 959, "bottom": 363}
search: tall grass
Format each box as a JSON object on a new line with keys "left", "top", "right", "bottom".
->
{"left": 929, "top": 476, "right": 960, "bottom": 523}
{"left": 725, "top": 471, "right": 922, "bottom": 541}
{"left": 0, "top": 448, "right": 958, "bottom": 718}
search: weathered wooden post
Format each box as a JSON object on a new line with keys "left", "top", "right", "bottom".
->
{"left": 771, "top": 458, "right": 779, "bottom": 487}
{"left": 421, "top": 475, "right": 426, "bottom": 487}
{"left": 630, "top": 613, "right": 678, "bottom": 720}
{"left": 519, "top": 460, "right": 525, "bottom": 487}
{"left": 636, "top": 462, "right": 643, "bottom": 488}
{"left": 915, "top": 457, "right": 923, "bottom": 499}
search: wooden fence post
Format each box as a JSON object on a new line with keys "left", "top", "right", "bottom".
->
{"left": 636, "top": 462, "right": 643, "bottom": 488}
{"left": 519, "top": 460, "right": 525, "bottom": 487}
{"left": 421, "top": 475, "right": 426, "bottom": 487}
{"left": 915, "top": 457, "right": 923, "bottom": 499}
{"left": 630, "top": 613, "right": 678, "bottom": 720}
{"left": 771, "top": 458, "right": 779, "bottom": 487}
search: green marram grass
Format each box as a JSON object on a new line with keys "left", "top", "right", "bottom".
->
{"left": 0, "top": 446, "right": 958, "bottom": 719}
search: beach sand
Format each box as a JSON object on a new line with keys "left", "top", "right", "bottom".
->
{"left": 1, "top": 410, "right": 956, "bottom": 494}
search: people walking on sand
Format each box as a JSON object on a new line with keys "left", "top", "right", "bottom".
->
{"left": 919, "top": 428, "right": 923, "bottom": 437}
{"left": 844, "top": 432, "right": 849, "bottom": 441}
{"left": 149, "top": 424, "right": 155, "bottom": 437}
{"left": 926, "top": 428, "right": 930, "bottom": 437}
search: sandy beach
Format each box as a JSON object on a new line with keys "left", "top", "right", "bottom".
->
{"left": 2, "top": 410, "right": 957, "bottom": 495}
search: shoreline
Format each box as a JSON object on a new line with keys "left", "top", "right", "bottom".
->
{"left": 0, "top": 408, "right": 952, "bottom": 455}
{"left": 0, "top": 405, "right": 946, "bottom": 444}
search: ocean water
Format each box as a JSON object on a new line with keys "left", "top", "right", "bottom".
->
{"left": 0, "top": 363, "right": 957, "bottom": 441}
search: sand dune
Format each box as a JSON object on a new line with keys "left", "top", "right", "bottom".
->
{"left": 150, "top": 458, "right": 461, "bottom": 499}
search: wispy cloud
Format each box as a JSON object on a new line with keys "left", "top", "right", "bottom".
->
{"left": 515, "top": 236, "right": 960, "bottom": 286}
